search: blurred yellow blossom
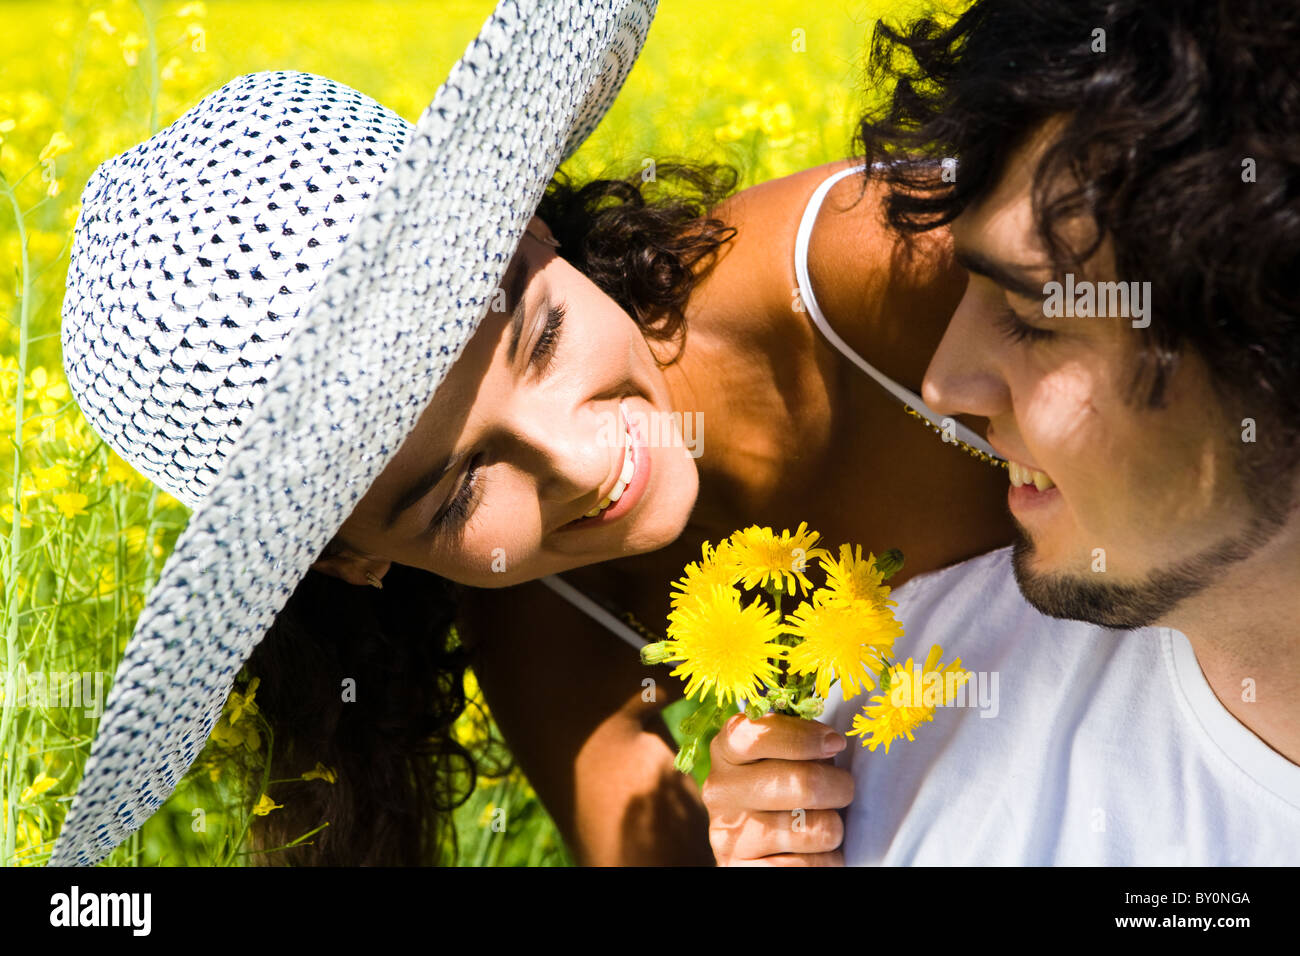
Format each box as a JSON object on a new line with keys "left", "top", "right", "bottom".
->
{"left": 24, "top": 367, "right": 70, "bottom": 415}
{"left": 301, "top": 761, "right": 337, "bottom": 783}
{"left": 31, "top": 463, "right": 70, "bottom": 491}
{"left": 52, "top": 492, "right": 89, "bottom": 519}
{"left": 39, "top": 131, "right": 72, "bottom": 163}
{"left": 20, "top": 772, "right": 58, "bottom": 803}
{"left": 88, "top": 10, "right": 116, "bottom": 34}
{"left": 104, "top": 454, "right": 137, "bottom": 486}
{"left": 177, "top": 2, "right": 207, "bottom": 17}
{"left": 121, "top": 32, "right": 148, "bottom": 68}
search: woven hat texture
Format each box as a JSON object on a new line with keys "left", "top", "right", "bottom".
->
{"left": 50, "top": 0, "right": 656, "bottom": 866}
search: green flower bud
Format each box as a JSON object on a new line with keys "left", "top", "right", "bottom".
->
{"left": 873, "top": 548, "right": 905, "bottom": 580}
{"left": 744, "top": 699, "right": 769, "bottom": 721}
{"left": 639, "top": 641, "right": 673, "bottom": 665}
{"left": 674, "top": 738, "right": 699, "bottom": 774}
{"left": 793, "top": 695, "right": 825, "bottom": 719}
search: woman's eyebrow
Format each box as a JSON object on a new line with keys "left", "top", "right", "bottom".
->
{"left": 503, "top": 250, "right": 532, "bottom": 364}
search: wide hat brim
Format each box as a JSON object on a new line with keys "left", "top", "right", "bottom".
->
{"left": 48, "top": 0, "right": 657, "bottom": 867}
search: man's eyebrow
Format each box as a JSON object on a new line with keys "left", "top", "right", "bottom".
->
{"left": 954, "top": 248, "right": 1050, "bottom": 300}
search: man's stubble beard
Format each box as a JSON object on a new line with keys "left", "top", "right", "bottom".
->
{"left": 1009, "top": 422, "right": 1300, "bottom": 630}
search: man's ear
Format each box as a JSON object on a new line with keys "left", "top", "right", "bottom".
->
{"left": 309, "top": 544, "right": 391, "bottom": 589}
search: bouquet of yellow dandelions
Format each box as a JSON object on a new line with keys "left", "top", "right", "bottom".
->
{"left": 640, "top": 523, "right": 973, "bottom": 772}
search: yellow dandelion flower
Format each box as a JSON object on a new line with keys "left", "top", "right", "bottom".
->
{"left": 819, "top": 544, "right": 894, "bottom": 608}
{"left": 847, "top": 644, "right": 972, "bottom": 753}
{"left": 52, "top": 492, "right": 88, "bottom": 519}
{"left": 663, "top": 583, "right": 786, "bottom": 706}
{"left": 784, "top": 598, "right": 903, "bottom": 700}
{"left": 251, "top": 793, "right": 282, "bottom": 816}
{"left": 38, "top": 131, "right": 72, "bottom": 164}
{"left": 301, "top": 762, "right": 336, "bottom": 784}
{"left": 726, "top": 522, "right": 830, "bottom": 595}
{"left": 669, "top": 538, "right": 742, "bottom": 611}
{"left": 20, "top": 772, "right": 58, "bottom": 803}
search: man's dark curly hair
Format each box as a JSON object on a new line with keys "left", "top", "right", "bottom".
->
{"left": 852, "top": 0, "right": 1300, "bottom": 432}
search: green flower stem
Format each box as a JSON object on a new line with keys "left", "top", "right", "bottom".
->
{"left": 1, "top": 168, "right": 33, "bottom": 868}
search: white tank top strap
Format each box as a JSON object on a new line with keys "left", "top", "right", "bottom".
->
{"left": 793, "top": 162, "right": 1002, "bottom": 461}
{"left": 542, "top": 161, "right": 1004, "bottom": 648}
{"left": 539, "top": 573, "right": 649, "bottom": 650}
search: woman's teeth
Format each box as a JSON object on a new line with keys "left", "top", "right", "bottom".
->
{"left": 584, "top": 422, "right": 636, "bottom": 517}
{"left": 1008, "top": 461, "right": 1055, "bottom": 491}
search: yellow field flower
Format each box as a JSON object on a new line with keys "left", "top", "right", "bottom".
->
{"left": 38, "top": 131, "right": 72, "bottom": 163}
{"left": 227, "top": 676, "right": 260, "bottom": 724}
{"left": 20, "top": 772, "right": 58, "bottom": 803}
{"left": 121, "top": 32, "right": 148, "bottom": 68}
{"left": 301, "top": 761, "right": 337, "bottom": 784}
{"left": 31, "top": 463, "right": 70, "bottom": 491}
{"left": 177, "top": 1, "right": 207, "bottom": 17}
{"left": 24, "top": 366, "right": 70, "bottom": 415}
{"left": 784, "top": 598, "right": 903, "bottom": 700}
{"left": 819, "top": 544, "right": 895, "bottom": 608}
{"left": 1, "top": 504, "right": 34, "bottom": 529}
{"left": 88, "top": 10, "right": 116, "bottom": 35}
{"left": 669, "top": 538, "right": 742, "bottom": 611}
{"left": 663, "top": 583, "right": 786, "bottom": 706}
{"left": 52, "top": 492, "right": 88, "bottom": 519}
{"left": 104, "top": 453, "right": 136, "bottom": 486}
{"left": 727, "top": 522, "right": 830, "bottom": 595}
{"left": 251, "top": 793, "right": 282, "bottom": 816}
{"left": 847, "top": 644, "right": 972, "bottom": 753}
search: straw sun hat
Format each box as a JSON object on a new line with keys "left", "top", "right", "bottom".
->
{"left": 50, "top": 0, "right": 657, "bottom": 866}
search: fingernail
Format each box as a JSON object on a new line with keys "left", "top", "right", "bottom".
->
{"left": 823, "top": 732, "right": 845, "bottom": 756}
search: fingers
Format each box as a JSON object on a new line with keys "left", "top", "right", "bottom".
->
{"left": 711, "top": 808, "right": 844, "bottom": 860}
{"left": 711, "top": 712, "right": 846, "bottom": 766}
{"left": 702, "top": 757, "right": 854, "bottom": 812}
{"left": 730, "top": 850, "right": 845, "bottom": 867}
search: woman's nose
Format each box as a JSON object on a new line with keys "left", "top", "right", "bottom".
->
{"left": 514, "top": 399, "right": 620, "bottom": 510}
{"left": 921, "top": 285, "right": 1009, "bottom": 423}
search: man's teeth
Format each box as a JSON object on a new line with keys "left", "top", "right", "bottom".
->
{"left": 584, "top": 424, "right": 636, "bottom": 517}
{"left": 1008, "top": 461, "right": 1055, "bottom": 491}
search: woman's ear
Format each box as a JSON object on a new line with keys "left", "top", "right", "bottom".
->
{"left": 310, "top": 539, "right": 390, "bottom": 588}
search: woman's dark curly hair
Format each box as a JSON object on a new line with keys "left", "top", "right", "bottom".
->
{"left": 238, "top": 159, "right": 738, "bottom": 866}
{"left": 852, "top": 0, "right": 1300, "bottom": 433}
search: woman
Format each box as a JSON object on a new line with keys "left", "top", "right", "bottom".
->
{"left": 53, "top": 4, "right": 1012, "bottom": 868}
{"left": 252, "top": 150, "right": 1013, "bottom": 865}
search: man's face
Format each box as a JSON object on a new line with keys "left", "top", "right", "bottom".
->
{"left": 922, "top": 124, "right": 1297, "bottom": 628}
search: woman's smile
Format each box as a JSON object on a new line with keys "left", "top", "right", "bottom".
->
{"left": 556, "top": 399, "right": 653, "bottom": 532}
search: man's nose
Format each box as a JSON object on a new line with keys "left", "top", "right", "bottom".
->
{"left": 921, "top": 285, "right": 1009, "bottom": 422}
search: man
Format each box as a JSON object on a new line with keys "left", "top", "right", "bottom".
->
{"left": 704, "top": 0, "right": 1300, "bottom": 864}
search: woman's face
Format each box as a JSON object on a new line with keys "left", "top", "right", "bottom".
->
{"left": 313, "top": 217, "right": 701, "bottom": 587}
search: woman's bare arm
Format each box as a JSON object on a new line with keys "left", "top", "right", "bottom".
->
{"left": 457, "top": 579, "right": 714, "bottom": 866}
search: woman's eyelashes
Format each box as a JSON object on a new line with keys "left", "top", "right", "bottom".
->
{"left": 426, "top": 302, "right": 569, "bottom": 540}
{"left": 427, "top": 453, "right": 484, "bottom": 538}
{"left": 530, "top": 300, "right": 567, "bottom": 372}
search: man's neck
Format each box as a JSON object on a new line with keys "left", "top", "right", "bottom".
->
{"left": 1163, "top": 526, "right": 1300, "bottom": 765}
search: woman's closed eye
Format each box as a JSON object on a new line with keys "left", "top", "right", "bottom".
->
{"left": 426, "top": 300, "right": 569, "bottom": 540}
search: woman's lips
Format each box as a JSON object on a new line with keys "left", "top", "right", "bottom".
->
{"left": 557, "top": 408, "right": 651, "bottom": 531}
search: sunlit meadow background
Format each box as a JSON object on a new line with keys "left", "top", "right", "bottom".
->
{"left": 2, "top": 0, "right": 956, "bottom": 866}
